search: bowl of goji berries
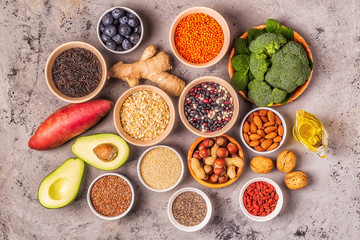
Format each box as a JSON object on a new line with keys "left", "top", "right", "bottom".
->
{"left": 239, "top": 177, "right": 283, "bottom": 222}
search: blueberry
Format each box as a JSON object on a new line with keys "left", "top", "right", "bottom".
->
{"left": 119, "top": 23, "right": 131, "bottom": 36}
{"left": 112, "top": 8, "right": 124, "bottom": 19}
{"left": 112, "top": 34, "right": 124, "bottom": 44}
{"left": 113, "top": 19, "right": 119, "bottom": 26}
{"left": 119, "top": 16, "right": 128, "bottom": 25}
{"left": 127, "top": 13, "right": 136, "bottom": 18}
{"left": 116, "top": 45, "right": 124, "bottom": 51}
{"left": 105, "top": 25, "right": 117, "bottom": 37}
{"left": 106, "top": 40, "right": 117, "bottom": 50}
{"left": 127, "top": 17, "right": 139, "bottom": 27}
{"left": 102, "top": 13, "right": 114, "bottom": 26}
{"left": 129, "top": 33, "right": 140, "bottom": 45}
{"left": 133, "top": 26, "right": 142, "bottom": 34}
{"left": 101, "top": 33, "right": 111, "bottom": 43}
{"left": 122, "top": 39, "right": 132, "bottom": 50}
{"left": 99, "top": 24, "right": 106, "bottom": 33}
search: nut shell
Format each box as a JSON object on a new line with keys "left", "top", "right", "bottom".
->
{"left": 285, "top": 171, "right": 308, "bottom": 190}
{"left": 250, "top": 156, "right": 273, "bottom": 174}
{"left": 277, "top": 150, "right": 296, "bottom": 173}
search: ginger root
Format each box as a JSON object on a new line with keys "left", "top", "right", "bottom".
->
{"left": 107, "top": 45, "right": 185, "bottom": 96}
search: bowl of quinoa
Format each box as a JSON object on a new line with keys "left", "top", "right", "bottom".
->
{"left": 169, "top": 6, "right": 230, "bottom": 68}
{"left": 87, "top": 173, "right": 134, "bottom": 220}
{"left": 137, "top": 145, "right": 184, "bottom": 192}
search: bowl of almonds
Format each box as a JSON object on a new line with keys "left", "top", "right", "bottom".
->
{"left": 240, "top": 107, "right": 286, "bottom": 154}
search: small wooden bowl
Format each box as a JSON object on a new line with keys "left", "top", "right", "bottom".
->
{"left": 45, "top": 41, "right": 107, "bottom": 103}
{"left": 178, "top": 76, "right": 239, "bottom": 137}
{"left": 113, "top": 85, "right": 175, "bottom": 147}
{"left": 187, "top": 134, "right": 245, "bottom": 188}
{"left": 228, "top": 25, "right": 313, "bottom": 106}
{"left": 169, "top": 6, "right": 230, "bottom": 68}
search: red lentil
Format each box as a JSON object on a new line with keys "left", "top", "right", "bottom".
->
{"left": 90, "top": 175, "right": 132, "bottom": 217}
{"left": 243, "top": 181, "right": 279, "bottom": 217}
{"left": 174, "top": 13, "right": 224, "bottom": 64}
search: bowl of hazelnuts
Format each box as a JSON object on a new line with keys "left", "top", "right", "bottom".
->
{"left": 187, "top": 134, "right": 245, "bottom": 188}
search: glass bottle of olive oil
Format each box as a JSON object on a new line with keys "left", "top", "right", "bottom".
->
{"left": 292, "top": 110, "right": 328, "bottom": 158}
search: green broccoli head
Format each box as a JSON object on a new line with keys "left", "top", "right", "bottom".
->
{"left": 272, "top": 88, "right": 287, "bottom": 103}
{"left": 250, "top": 53, "right": 271, "bottom": 81}
{"left": 247, "top": 80, "right": 274, "bottom": 107}
{"left": 249, "top": 32, "right": 287, "bottom": 57}
{"left": 265, "top": 41, "right": 311, "bottom": 93}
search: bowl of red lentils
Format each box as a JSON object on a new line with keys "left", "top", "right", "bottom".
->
{"left": 87, "top": 173, "right": 135, "bottom": 220}
{"left": 179, "top": 76, "right": 239, "bottom": 137}
{"left": 169, "top": 6, "right": 230, "bottom": 68}
{"left": 239, "top": 177, "right": 283, "bottom": 222}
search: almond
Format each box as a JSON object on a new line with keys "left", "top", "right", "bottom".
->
{"left": 275, "top": 115, "right": 282, "bottom": 125}
{"left": 259, "top": 109, "right": 268, "bottom": 117}
{"left": 273, "top": 136, "right": 283, "bottom": 142}
{"left": 266, "top": 142, "right": 279, "bottom": 151}
{"left": 257, "top": 129, "right": 265, "bottom": 138}
{"left": 249, "top": 140, "right": 260, "bottom": 147}
{"left": 253, "top": 116, "right": 263, "bottom": 128}
{"left": 261, "top": 116, "right": 269, "bottom": 123}
{"left": 253, "top": 112, "right": 259, "bottom": 116}
{"left": 243, "top": 121, "right": 250, "bottom": 133}
{"left": 265, "top": 132, "right": 278, "bottom": 139}
{"left": 254, "top": 146, "right": 265, "bottom": 152}
{"left": 250, "top": 134, "right": 262, "bottom": 140}
{"left": 264, "top": 126, "right": 277, "bottom": 133}
{"left": 278, "top": 125, "right": 284, "bottom": 136}
{"left": 259, "top": 138, "right": 266, "bottom": 143}
{"left": 261, "top": 139, "right": 273, "bottom": 149}
{"left": 243, "top": 133, "right": 250, "bottom": 144}
{"left": 267, "top": 111, "right": 275, "bottom": 123}
{"left": 247, "top": 113, "right": 254, "bottom": 123}
{"left": 263, "top": 121, "right": 275, "bottom": 127}
{"left": 250, "top": 121, "right": 257, "bottom": 133}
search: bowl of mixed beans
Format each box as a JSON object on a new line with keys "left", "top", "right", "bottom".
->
{"left": 169, "top": 6, "right": 230, "bottom": 68}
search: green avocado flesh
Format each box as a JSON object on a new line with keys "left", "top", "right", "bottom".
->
{"left": 38, "top": 158, "right": 84, "bottom": 209}
{"left": 71, "top": 133, "right": 129, "bottom": 170}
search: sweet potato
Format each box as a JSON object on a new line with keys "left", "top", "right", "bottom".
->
{"left": 28, "top": 99, "right": 112, "bottom": 150}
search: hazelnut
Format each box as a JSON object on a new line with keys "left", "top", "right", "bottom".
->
{"left": 210, "top": 174, "right": 218, "bottom": 183}
{"left": 203, "top": 174, "right": 209, "bottom": 181}
{"left": 204, "top": 165, "right": 213, "bottom": 175}
{"left": 276, "top": 150, "right": 296, "bottom": 173}
{"left": 250, "top": 156, "right": 273, "bottom": 174}
{"left": 214, "top": 158, "right": 226, "bottom": 168}
{"left": 202, "top": 138, "right": 214, "bottom": 148}
{"left": 192, "top": 150, "right": 201, "bottom": 160}
{"left": 227, "top": 143, "right": 238, "bottom": 155}
{"left": 217, "top": 147, "right": 229, "bottom": 158}
{"left": 199, "top": 148, "right": 210, "bottom": 158}
{"left": 218, "top": 175, "right": 228, "bottom": 183}
{"left": 285, "top": 171, "right": 308, "bottom": 190}
{"left": 214, "top": 167, "right": 225, "bottom": 176}
{"left": 216, "top": 136, "right": 228, "bottom": 147}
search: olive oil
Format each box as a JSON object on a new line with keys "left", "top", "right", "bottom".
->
{"left": 292, "top": 110, "right": 328, "bottom": 158}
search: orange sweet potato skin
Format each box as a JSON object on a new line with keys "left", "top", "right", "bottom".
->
{"left": 28, "top": 99, "right": 112, "bottom": 150}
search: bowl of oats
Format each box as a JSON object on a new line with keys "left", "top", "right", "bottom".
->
{"left": 113, "top": 85, "right": 175, "bottom": 146}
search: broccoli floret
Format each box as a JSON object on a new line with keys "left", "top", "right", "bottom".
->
{"left": 272, "top": 88, "right": 287, "bottom": 103}
{"left": 250, "top": 53, "right": 271, "bottom": 81}
{"left": 249, "top": 32, "right": 287, "bottom": 57}
{"left": 248, "top": 80, "right": 274, "bottom": 107}
{"left": 265, "top": 41, "right": 311, "bottom": 93}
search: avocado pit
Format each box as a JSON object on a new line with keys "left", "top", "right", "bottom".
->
{"left": 93, "top": 143, "right": 118, "bottom": 162}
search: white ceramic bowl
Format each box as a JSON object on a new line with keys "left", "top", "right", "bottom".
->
{"left": 137, "top": 145, "right": 184, "bottom": 192}
{"left": 87, "top": 173, "right": 135, "bottom": 220}
{"left": 97, "top": 6, "right": 144, "bottom": 54}
{"left": 239, "top": 177, "right": 283, "bottom": 222}
{"left": 169, "top": 6, "right": 230, "bottom": 68}
{"left": 168, "top": 187, "right": 212, "bottom": 232}
{"left": 240, "top": 107, "right": 287, "bottom": 154}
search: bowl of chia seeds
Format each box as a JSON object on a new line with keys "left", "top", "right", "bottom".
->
{"left": 45, "top": 41, "right": 107, "bottom": 103}
{"left": 167, "top": 187, "right": 212, "bottom": 232}
{"left": 179, "top": 76, "right": 239, "bottom": 137}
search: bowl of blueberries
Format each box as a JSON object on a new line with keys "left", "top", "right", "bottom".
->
{"left": 97, "top": 7, "right": 143, "bottom": 53}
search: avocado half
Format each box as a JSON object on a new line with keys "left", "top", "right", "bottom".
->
{"left": 71, "top": 133, "right": 129, "bottom": 170}
{"left": 38, "top": 158, "right": 84, "bottom": 209}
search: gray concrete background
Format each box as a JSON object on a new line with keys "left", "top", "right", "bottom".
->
{"left": 1, "top": 0, "right": 359, "bottom": 239}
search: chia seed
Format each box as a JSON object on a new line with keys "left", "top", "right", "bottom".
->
{"left": 184, "top": 82, "right": 234, "bottom": 132}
